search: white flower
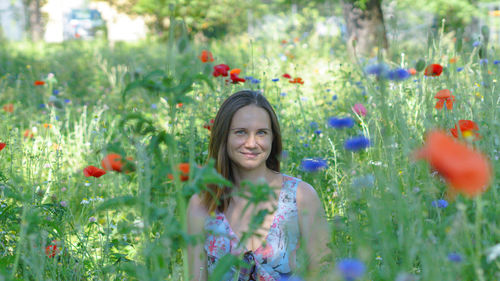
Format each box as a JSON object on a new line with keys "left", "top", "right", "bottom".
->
{"left": 80, "top": 199, "right": 89, "bottom": 205}
{"left": 486, "top": 243, "right": 500, "bottom": 263}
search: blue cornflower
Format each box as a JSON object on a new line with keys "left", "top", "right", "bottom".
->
{"left": 447, "top": 253, "right": 463, "bottom": 263}
{"left": 473, "top": 41, "right": 480, "bottom": 47}
{"left": 332, "top": 95, "right": 338, "bottom": 101}
{"left": 387, "top": 68, "right": 410, "bottom": 81}
{"left": 431, "top": 199, "right": 448, "bottom": 208}
{"left": 55, "top": 115, "right": 60, "bottom": 121}
{"left": 344, "top": 136, "right": 370, "bottom": 151}
{"left": 326, "top": 89, "right": 331, "bottom": 92}
{"left": 251, "top": 78, "right": 261, "bottom": 84}
{"left": 309, "top": 122, "right": 318, "bottom": 128}
{"left": 300, "top": 158, "right": 328, "bottom": 172}
{"left": 296, "top": 128, "right": 301, "bottom": 133}
{"left": 39, "top": 103, "right": 46, "bottom": 108}
{"left": 280, "top": 92, "right": 287, "bottom": 97}
{"left": 272, "top": 78, "right": 279, "bottom": 82}
{"left": 151, "top": 104, "right": 157, "bottom": 109}
{"left": 364, "top": 63, "right": 389, "bottom": 77}
{"left": 314, "top": 130, "right": 322, "bottom": 135}
{"left": 303, "top": 143, "right": 310, "bottom": 148}
{"left": 52, "top": 89, "right": 60, "bottom": 95}
{"left": 64, "top": 99, "right": 71, "bottom": 104}
{"left": 327, "top": 117, "right": 354, "bottom": 129}
{"left": 480, "top": 59, "right": 488, "bottom": 65}
{"left": 300, "top": 97, "right": 308, "bottom": 102}
{"left": 457, "top": 67, "right": 464, "bottom": 72}
{"left": 336, "top": 258, "right": 365, "bottom": 281}
{"left": 244, "top": 76, "right": 254, "bottom": 80}
{"left": 494, "top": 60, "right": 500, "bottom": 65}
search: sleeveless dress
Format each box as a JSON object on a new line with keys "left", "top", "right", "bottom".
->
{"left": 204, "top": 174, "right": 301, "bottom": 281}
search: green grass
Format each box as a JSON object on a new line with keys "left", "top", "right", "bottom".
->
{"left": 0, "top": 22, "right": 498, "bottom": 281}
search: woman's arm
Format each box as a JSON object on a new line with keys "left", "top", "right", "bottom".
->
{"left": 187, "top": 194, "right": 208, "bottom": 281}
{"left": 296, "top": 181, "right": 332, "bottom": 278}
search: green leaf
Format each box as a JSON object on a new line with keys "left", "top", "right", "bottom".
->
{"left": 415, "top": 59, "right": 426, "bottom": 72}
{"left": 96, "top": 195, "right": 138, "bottom": 212}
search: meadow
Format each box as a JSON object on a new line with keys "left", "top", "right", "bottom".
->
{"left": 0, "top": 18, "right": 499, "bottom": 281}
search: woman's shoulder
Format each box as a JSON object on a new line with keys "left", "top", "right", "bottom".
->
{"left": 187, "top": 193, "right": 210, "bottom": 220}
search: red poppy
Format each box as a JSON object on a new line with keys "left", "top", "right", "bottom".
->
{"left": 34, "top": 80, "right": 45, "bottom": 86}
{"left": 203, "top": 119, "right": 215, "bottom": 131}
{"left": 83, "top": 165, "right": 107, "bottom": 178}
{"left": 229, "top": 68, "right": 241, "bottom": 75}
{"left": 213, "top": 64, "right": 230, "bottom": 77}
{"left": 101, "top": 153, "right": 124, "bottom": 172}
{"left": 282, "top": 73, "right": 292, "bottom": 79}
{"left": 3, "top": 104, "right": 13, "bottom": 113}
{"left": 198, "top": 50, "right": 214, "bottom": 63}
{"left": 434, "top": 89, "right": 455, "bottom": 110}
{"left": 168, "top": 163, "right": 190, "bottom": 182}
{"left": 0, "top": 142, "right": 5, "bottom": 151}
{"left": 176, "top": 103, "right": 183, "bottom": 108}
{"left": 450, "top": 120, "right": 481, "bottom": 140}
{"left": 230, "top": 73, "right": 245, "bottom": 84}
{"left": 280, "top": 39, "right": 288, "bottom": 44}
{"left": 289, "top": 77, "right": 304, "bottom": 85}
{"left": 24, "top": 129, "right": 34, "bottom": 139}
{"left": 424, "top": 64, "right": 443, "bottom": 76}
{"left": 414, "top": 130, "right": 492, "bottom": 197}
{"left": 408, "top": 68, "right": 417, "bottom": 75}
{"left": 45, "top": 243, "right": 58, "bottom": 258}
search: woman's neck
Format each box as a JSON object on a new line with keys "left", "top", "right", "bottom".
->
{"left": 231, "top": 164, "right": 277, "bottom": 189}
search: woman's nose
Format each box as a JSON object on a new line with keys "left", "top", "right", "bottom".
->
{"left": 244, "top": 134, "right": 257, "bottom": 147}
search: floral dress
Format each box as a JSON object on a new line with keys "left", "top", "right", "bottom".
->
{"left": 204, "top": 174, "right": 301, "bottom": 281}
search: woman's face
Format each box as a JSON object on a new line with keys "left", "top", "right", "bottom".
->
{"left": 227, "top": 105, "right": 273, "bottom": 172}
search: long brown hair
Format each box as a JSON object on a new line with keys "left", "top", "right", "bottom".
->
{"left": 201, "top": 90, "right": 282, "bottom": 213}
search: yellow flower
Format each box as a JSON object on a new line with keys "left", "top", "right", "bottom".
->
{"left": 43, "top": 123, "right": 53, "bottom": 129}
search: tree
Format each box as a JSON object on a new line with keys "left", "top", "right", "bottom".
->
{"left": 342, "top": 0, "right": 387, "bottom": 57}
{"left": 22, "top": 0, "right": 47, "bottom": 41}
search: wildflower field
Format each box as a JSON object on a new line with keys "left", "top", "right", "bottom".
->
{"left": 0, "top": 17, "right": 499, "bottom": 281}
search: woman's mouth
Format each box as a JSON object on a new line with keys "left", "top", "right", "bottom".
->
{"left": 241, "top": 152, "right": 259, "bottom": 158}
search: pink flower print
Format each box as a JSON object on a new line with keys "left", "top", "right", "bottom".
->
{"left": 255, "top": 243, "right": 274, "bottom": 259}
{"left": 352, "top": 103, "right": 367, "bottom": 116}
{"left": 208, "top": 239, "right": 217, "bottom": 255}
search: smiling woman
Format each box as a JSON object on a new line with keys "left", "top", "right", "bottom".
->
{"left": 186, "top": 90, "right": 331, "bottom": 281}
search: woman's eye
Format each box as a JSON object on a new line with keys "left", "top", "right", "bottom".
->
{"left": 257, "top": 130, "right": 267, "bottom": 135}
{"left": 235, "top": 130, "right": 245, "bottom": 135}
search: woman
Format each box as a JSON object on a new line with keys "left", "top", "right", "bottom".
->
{"left": 187, "top": 90, "right": 331, "bottom": 281}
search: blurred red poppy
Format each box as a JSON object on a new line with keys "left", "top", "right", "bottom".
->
{"left": 203, "top": 119, "right": 215, "bottom": 131}
{"left": 3, "top": 104, "right": 13, "bottom": 113}
{"left": 83, "top": 165, "right": 106, "bottom": 178}
{"left": 101, "top": 153, "right": 124, "bottom": 172}
{"left": 176, "top": 103, "right": 183, "bottom": 108}
{"left": 229, "top": 68, "right": 241, "bottom": 75}
{"left": 434, "top": 89, "right": 455, "bottom": 110}
{"left": 213, "top": 64, "right": 230, "bottom": 77}
{"left": 0, "top": 142, "right": 5, "bottom": 151}
{"left": 34, "top": 80, "right": 45, "bottom": 86}
{"left": 414, "top": 130, "right": 491, "bottom": 197}
{"left": 199, "top": 50, "right": 214, "bottom": 63}
{"left": 230, "top": 73, "right": 245, "bottom": 84}
{"left": 168, "top": 163, "right": 190, "bottom": 182}
{"left": 282, "top": 73, "right": 291, "bottom": 79}
{"left": 289, "top": 77, "right": 304, "bottom": 85}
{"left": 24, "top": 129, "right": 34, "bottom": 139}
{"left": 424, "top": 64, "right": 443, "bottom": 76}
{"left": 45, "top": 243, "right": 58, "bottom": 258}
{"left": 450, "top": 120, "right": 481, "bottom": 140}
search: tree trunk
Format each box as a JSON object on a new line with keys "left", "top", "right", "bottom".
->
{"left": 342, "top": 0, "right": 388, "bottom": 57}
{"left": 23, "top": 0, "right": 44, "bottom": 41}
